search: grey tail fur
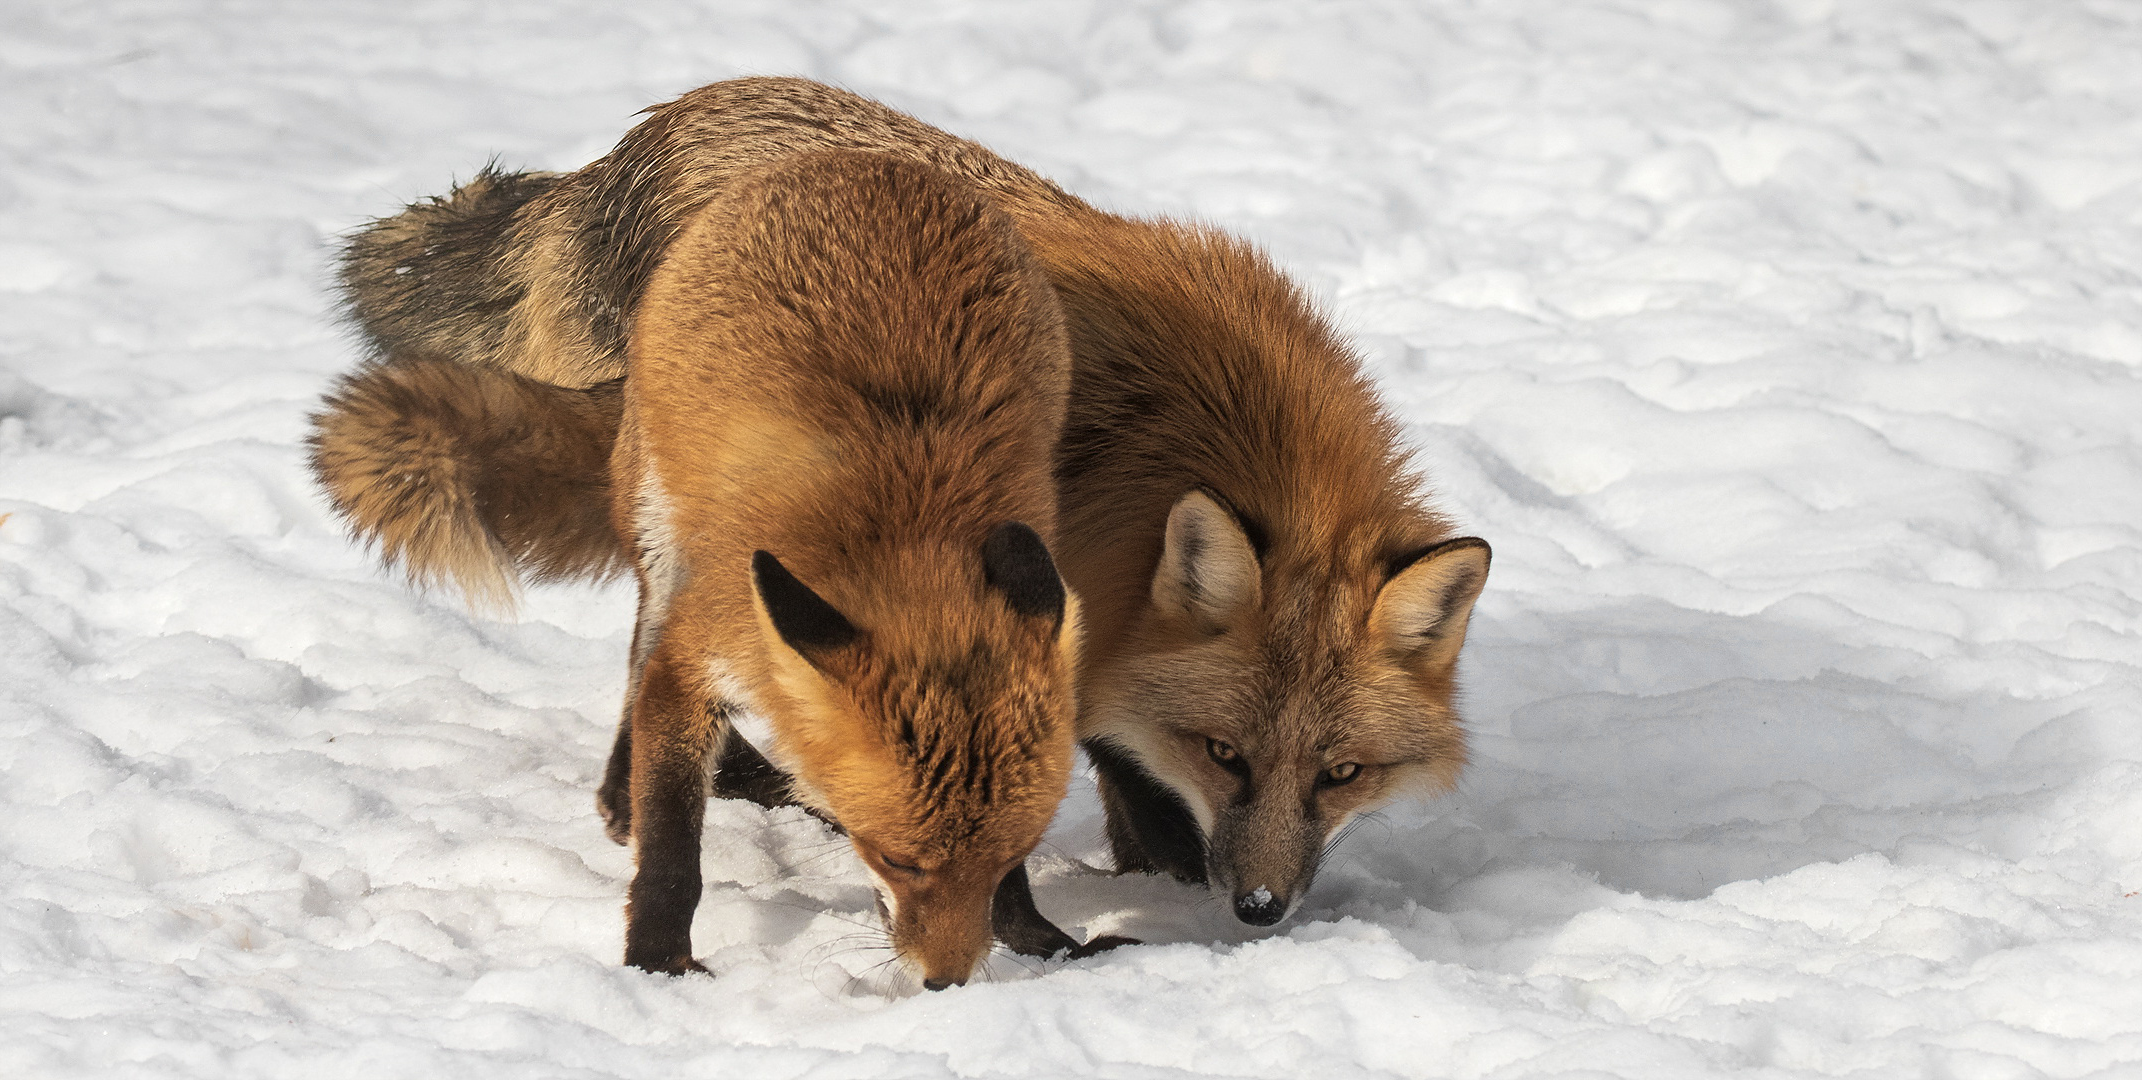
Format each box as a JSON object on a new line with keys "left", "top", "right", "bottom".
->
{"left": 337, "top": 164, "right": 563, "bottom": 382}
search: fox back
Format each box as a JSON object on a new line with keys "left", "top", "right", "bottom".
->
{"left": 341, "top": 79, "right": 1085, "bottom": 392}
{"left": 611, "top": 149, "right": 1080, "bottom": 983}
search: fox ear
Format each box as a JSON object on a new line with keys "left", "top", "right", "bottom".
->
{"left": 1152, "top": 489, "right": 1261, "bottom": 631}
{"left": 751, "top": 550, "right": 859, "bottom": 667}
{"left": 983, "top": 522, "right": 1066, "bottom": 626}
{"left": 1371, "top": 537, "right": 1489, "bottom": 669}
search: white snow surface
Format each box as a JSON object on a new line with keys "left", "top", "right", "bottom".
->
{"left": 5, "top": 1, "right": 2142, "bottom": 1077}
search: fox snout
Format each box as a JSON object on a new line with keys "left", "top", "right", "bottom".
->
{"left": 1231, "top": 885, "right": 1290, "bottom": 927}
{"left": 1208, "top": 793, "right": 1322, "bottom": 928}
{"left": 858, "top": 845, "right": 1006, "bottom": 991}
{"left": 1218, "top": 869, "right": 1305, "bottom": 927}
{"left": 889, "top": 882, "right": 998, "bottom": 990}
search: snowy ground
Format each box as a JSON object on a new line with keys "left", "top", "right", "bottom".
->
{"left": 5, "top": 1, "right": 2142, "bottom": 1076}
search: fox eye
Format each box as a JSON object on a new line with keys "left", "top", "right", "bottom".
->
{"left": 879, "top": 853, "right": 924, "bottom": 877}
{"left": 1206, "top": 738, "right": 1250, "bottom": 778}
{"left": 1320, "top": 762, "right": 1361, "bottom": 787}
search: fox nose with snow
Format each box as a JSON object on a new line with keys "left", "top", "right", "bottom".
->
{"left": 1233, "top": 887, "right": 1289, "bottom": 926}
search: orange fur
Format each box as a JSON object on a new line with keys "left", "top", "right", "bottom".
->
{"left": 609, "top": 150, "right": 1079, "bottom": 984}
{"left": 321, "top": 77, "right": 1493, "bottom": 931}
{"left": 1001, "top": 212, "right": 1493, "bottom": 923}
{"left": 307, "top": 356, "right": 624, "bottom": 611}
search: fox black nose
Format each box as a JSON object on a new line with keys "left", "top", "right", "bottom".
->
{"left": 923, "top": 977, "right": 955, "bottom": 992}
{"left": 1233, "top": 887, "right": 1288, "bottom": 926}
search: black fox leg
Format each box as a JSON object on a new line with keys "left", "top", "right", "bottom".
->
{"left": 708, "top": 727, "right": 798, "bottom": 810}
{"left": 598, "top": 715, "right": 634, "bottom": 845}
{"left": 599, "top": 584, "right": 668, "bottom": 845}
{"left": 991, "top": 862, "right": 1138, "bottom": 960}
{"left": 1084, "top": 738, "right": 1209, "bottom": 885}
{"left": 623, "top": 647, "right": 718, "bottom": 975}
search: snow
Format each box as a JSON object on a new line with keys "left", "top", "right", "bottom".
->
{"left": 5, "top": 1, "right": 2142, "bottom": 1076}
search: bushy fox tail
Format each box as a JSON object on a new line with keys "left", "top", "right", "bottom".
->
{"left": 337, "top": 166, "right": 585, "bottom": 385}
{"left": 316, "top": 164, "right": 626, "bottom": 612}
{"left": 307, "top": 357, "right": 627, "bottom": 613}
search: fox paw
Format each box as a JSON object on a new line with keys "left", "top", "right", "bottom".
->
{"left": 1066, "top": 934, "right": 1138, "bottom": 960}
{"left": 628, "top": 953, "right": 710, "bottom": 977}
{"left": 596, "top": 789, "right": 632, "bottom": 846}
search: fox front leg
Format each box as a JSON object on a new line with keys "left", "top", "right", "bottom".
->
{"left": 599, "top": 581, "right": 667, "bottom": 846}
{"left": 601, "top": 716, "right": 795, "bottom": 850}
{"left": 1085, "top": 737, "right": 1209, "bottom": 884}
{"left": 707, "top": 732, "right": 798, "bottom": 809}
{"left": 622, "top": 647, "right": 721, "bottom": 975}
{"left": 991, "top": 862, "right": 1138, "bottom": 961}
{"left": 597, "top": 714, "right": 634, "bottom": 845}
{"left": 703, "top": 739, "right": 1135, "bottom": 961}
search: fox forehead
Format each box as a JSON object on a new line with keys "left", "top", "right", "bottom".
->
{"left": 1159, "top": 608, "right": 1458, "bottom": 766}
{"left": 808, "top": 640, "right": 1075, "bottom": 849}
{"left": 1188, "top": 676, "right": 1443, "bottom": 764}
{"left": 824, "top": 727, "right": 1069, "bottom": 857}
{"left": 861, "top": 634, "right": 1068, "bottom": 741}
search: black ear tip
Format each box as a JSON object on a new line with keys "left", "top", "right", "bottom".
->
{"left": 1450, "top": 536, "right": 1491, "bottom": 562}
{"left": 986, "top": 521, "right": 1048, "bottom": 557}
{"left": 983, "top": 521, "right": 1065, "bottom": 622}
{"left": 752, "top": 549, "right": 859, "bottom": 653}
{"left": 1390, "top": 535, "right": 1493, "bottom": 579}
{"left": 751, "top": 549, "right": 807, "bottom": 597}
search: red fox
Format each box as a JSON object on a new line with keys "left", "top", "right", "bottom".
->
{"left": 605, "top": 149, "right": 1079, "bottom": 983}
{"left": 312, "top": 78, "right": 1490, "bottom": 934}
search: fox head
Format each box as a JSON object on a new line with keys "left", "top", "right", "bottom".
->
{"left": 749, "top": 522, "right": 1079, "bottom": 989}
{"left": 1086, "top": 489, "right": 1488, "bottom": 926}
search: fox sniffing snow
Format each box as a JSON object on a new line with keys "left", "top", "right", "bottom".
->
{"left": 311, "top": 77, "right": 1490, "bottom": 936}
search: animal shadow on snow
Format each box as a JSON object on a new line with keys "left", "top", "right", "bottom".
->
{"left": 1022, "top": 594, "right": 2096, "bottom": 965}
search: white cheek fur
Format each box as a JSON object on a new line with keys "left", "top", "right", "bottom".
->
{"left": 864, "top": 864, "right": 901, "bottom": 926}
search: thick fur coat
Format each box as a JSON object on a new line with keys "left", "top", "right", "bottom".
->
{"left": 602, "top": 149, "right": 1081, "bottom": 982}
{"left": 312, "top": 77, "right": 1490, "bottom": 930}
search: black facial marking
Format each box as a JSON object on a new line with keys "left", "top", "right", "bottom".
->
{"left": 751, "top": 550, "right": 858, "bottom": 653}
